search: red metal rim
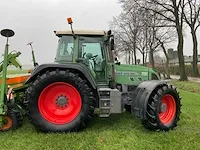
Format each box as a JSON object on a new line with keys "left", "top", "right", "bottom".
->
{"left": 38, "top": 82, "right": 82, "bottom": 125}
{"left": 159, "top": 94, "right": 176, "bottom": 125}
{"left": 1, "top": 116, "right": 13, "bottom": 131}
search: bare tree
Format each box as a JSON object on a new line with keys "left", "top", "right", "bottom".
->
{"left": 111, "top": 0, "right": 178, "bottom": 70}
{"left": 109, "top": 13, "right": 139, "bottom": 64}
{"left": 111, "top": 1, "right": 161, "bottom": 67}
{"left": 147, "top": 15, "right": 161, "bottom": 69}
{"left": 136, "top": 30, "right": 148, "bottom": 64}
{"left": 156, "top": 27, "right": 177, "bottom": 79}
{"left": 183, "top": 0, "right": 200, "bottom": 77}
{"left": 132, "top": 0, "right": 188, "bottom": 80}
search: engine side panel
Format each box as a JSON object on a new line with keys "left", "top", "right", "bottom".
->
{"left": 115, "top": 64, "right": 159, "bottom": 86}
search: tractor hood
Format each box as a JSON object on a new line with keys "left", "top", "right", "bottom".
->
{"left": 115, "top": 64, "right": 160, "bottom": 85}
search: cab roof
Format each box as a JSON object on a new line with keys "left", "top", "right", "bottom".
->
{"left": 55, "top": 29, "right": 107, "bottom": 36}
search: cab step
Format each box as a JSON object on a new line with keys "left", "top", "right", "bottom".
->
{"left": 98, "top": 88, "right": 122, "bottom": 117}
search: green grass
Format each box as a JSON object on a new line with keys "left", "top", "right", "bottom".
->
{"left": 6, "top": 69, "right": 29, "bottom": 75}
{"left": 0, "top": 70, "right": 29, "bottom": 76}
{"left": 171, "top": 80, "right": 200, "bottom": 93}
{"left": 0, "top": 81, "right": 200, "bottom": 150}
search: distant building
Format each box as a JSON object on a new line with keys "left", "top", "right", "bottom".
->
{"left": 168, "top": 48, "right": 178, "bottom": 60}
{"left": 169, "top": 54, "right": 200, "bottom": 65}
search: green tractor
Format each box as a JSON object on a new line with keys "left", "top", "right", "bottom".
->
{"left": 0, "top": 18, "right": 181, "bottom": 132}
{"left": 24, "top": 18, "right": 181, "bottom": 132}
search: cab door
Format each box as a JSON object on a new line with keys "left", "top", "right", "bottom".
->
{"left": 78, "top": 36, "right": 107, "bottom": 83}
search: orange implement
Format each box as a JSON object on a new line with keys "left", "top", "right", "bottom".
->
{"left": 0, "top": 74, "right": 30, "bottom": 85}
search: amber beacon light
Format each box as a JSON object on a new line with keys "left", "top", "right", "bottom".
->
{"left": 67, "top": 17, "right": 73, "bottom": 24}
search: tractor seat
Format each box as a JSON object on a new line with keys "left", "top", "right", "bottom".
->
{"left": 94, "top": 59, "right": 105, "bottom": 72}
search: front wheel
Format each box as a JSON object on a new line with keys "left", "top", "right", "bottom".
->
{"left": 142, "top": 84, "right": 181, "bottom": 131}
{"left": 26, "top": 70, "right": 96, "bottom": 132}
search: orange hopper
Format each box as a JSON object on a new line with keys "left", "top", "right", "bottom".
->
{"left": 0, "top": 74, "right": 30, "bottom": 87}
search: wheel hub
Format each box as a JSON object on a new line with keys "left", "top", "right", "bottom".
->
{"left": 159, "top": 94, "right": 176, "bottom": 125}
{"left": 56, "top": 95, "right": 68, "bottom": 107}
{"left": 160, "top": 103, "right": 167, "bottom": 113}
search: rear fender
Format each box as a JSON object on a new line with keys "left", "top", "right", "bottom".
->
{"left": 25, "top": 63, "right": 97, "bottom": 89}
{"left": 132, "top": 80, "right": 167, "bottom": 120}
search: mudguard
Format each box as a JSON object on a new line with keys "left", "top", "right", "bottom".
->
{"left": 132, "top": 80, "right": 167, "bottom": 120}
{"left": 25, "top": 63, "right": 97, "bottom": 89}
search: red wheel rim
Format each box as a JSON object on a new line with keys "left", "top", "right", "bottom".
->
{"left": 159, "top": 94, "right": 176, "bottom": 125}
{"left": 38, "top": 82, "right": 82, "bottom": 125}
{"left": 1, "top": 116, "right": 13, "bottom": 131}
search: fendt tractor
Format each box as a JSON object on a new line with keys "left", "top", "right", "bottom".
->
{"left": 0, "top": 18, "right": 181, "bottom": 133}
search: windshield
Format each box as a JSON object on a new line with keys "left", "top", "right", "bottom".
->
{"left": 55, "top": 36, "right": 74, "bottom": 62}
{"left": 55, "top": 35, "right": 105, "bottom": 64}
{"left": 78, "top": 36, "right": 104, "bottom": 70}
{"left": 79, "top": 36, "right": 104, "bottom": 59}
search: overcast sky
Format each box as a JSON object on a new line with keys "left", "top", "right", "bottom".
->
{"left": 0, "top": 0, "right": 121, "bottom": 65}
{"left": 0, "top": 0, "right": 199, "bottom": 65}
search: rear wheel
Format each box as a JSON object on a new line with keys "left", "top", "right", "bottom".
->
{"left": 26, "top": 70, "right": 96, "bottom": 132}
{"left": 142, "top": 84, "right": 181, "bottom": 131}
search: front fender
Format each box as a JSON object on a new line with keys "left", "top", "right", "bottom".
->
{"left": 132, "top": 80, "right": 167, "bottom": 120}
{"left": 25, "top": 63, "right": 97, "bottom": 89}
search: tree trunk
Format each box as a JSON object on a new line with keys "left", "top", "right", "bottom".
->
{"left": 133, "top": 48, "right": 137, "bottom": 65}
{"left": 161, "top": 43, "right": 171, "bottom": 79}
{"left": 126, "top": 51, "right": 128, "bottom": 64}
{"left": 191, "top": 29, "right": 199, "bottom": 77}
{"left": 131, "top": 51, "right": 134, "bottom": 65}
{"left": 128, "top": 50, "right": 131, "bottom": 64}
{"left": 133, "top": 37, "right": 137, "bottom": 65}
{"left": 177, "top": 27, "right": 187, "bottom": 81}
{"left": 149, "top": 49, "right": 155, "bottom": 69}
{"left": 145, "top": 51, "right": 148, "bottom": 65}
{"left": 142, "top": 52, "right": 145, "bottom": 65}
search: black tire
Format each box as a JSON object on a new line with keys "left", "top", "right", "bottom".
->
{"left": 142, "top": 84, "right": 181, "bottom": 131}
{"left": 22, "top": 91, "right": 29, "bottom": 114}
{"left": 1, "top": 104, "right": 23, "bottom": 131}
{"left": 124, "top": 104, "right": 131, "bottom": 113}
{"left": 26, "top": 69, "right": 96, "bottom": 132}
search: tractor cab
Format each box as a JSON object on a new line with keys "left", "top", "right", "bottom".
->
{"left": 53, "top": 17, "right": 160, "bottom": 87}
{"left": 54, "top": 29, "right": 114, "bottom": 84}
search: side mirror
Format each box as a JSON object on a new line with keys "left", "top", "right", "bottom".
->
{"left": 115, "top": 62, "right": 121, "bottom": 65}
{"left": 107, "top": 30, "right": 111, "bottom": 36}
{"left": 115, "top": 57, "right": 120, "bottom": 65}
{"left": 111, "top": 38, "right": 114, "bottom": 50}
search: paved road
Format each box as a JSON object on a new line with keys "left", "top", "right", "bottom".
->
{"left": 169, "top": 75, "right": 200, "bottom": 83}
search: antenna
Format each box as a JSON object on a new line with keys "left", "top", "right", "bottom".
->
{"left": 1, "top": 29, "right": 14, "bottom": 45}
{"left": 27, "top": 42, "right": 38, "bottom": 67}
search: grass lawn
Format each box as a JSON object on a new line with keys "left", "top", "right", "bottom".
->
{"left": 0, "top": 81, "right": 200, "bottom": 150}
{"left": 6, "top": 69, "right": 29, "bottom": 75}
{"left": 0, "top": 69, "right": 29, "bottom": 77}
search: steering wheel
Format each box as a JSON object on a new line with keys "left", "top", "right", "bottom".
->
{"left": 91, "top": 55, "right": 98, "bottom": 60}
{"left": 83, "top": 52, "right": 86, "bottom": 58}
